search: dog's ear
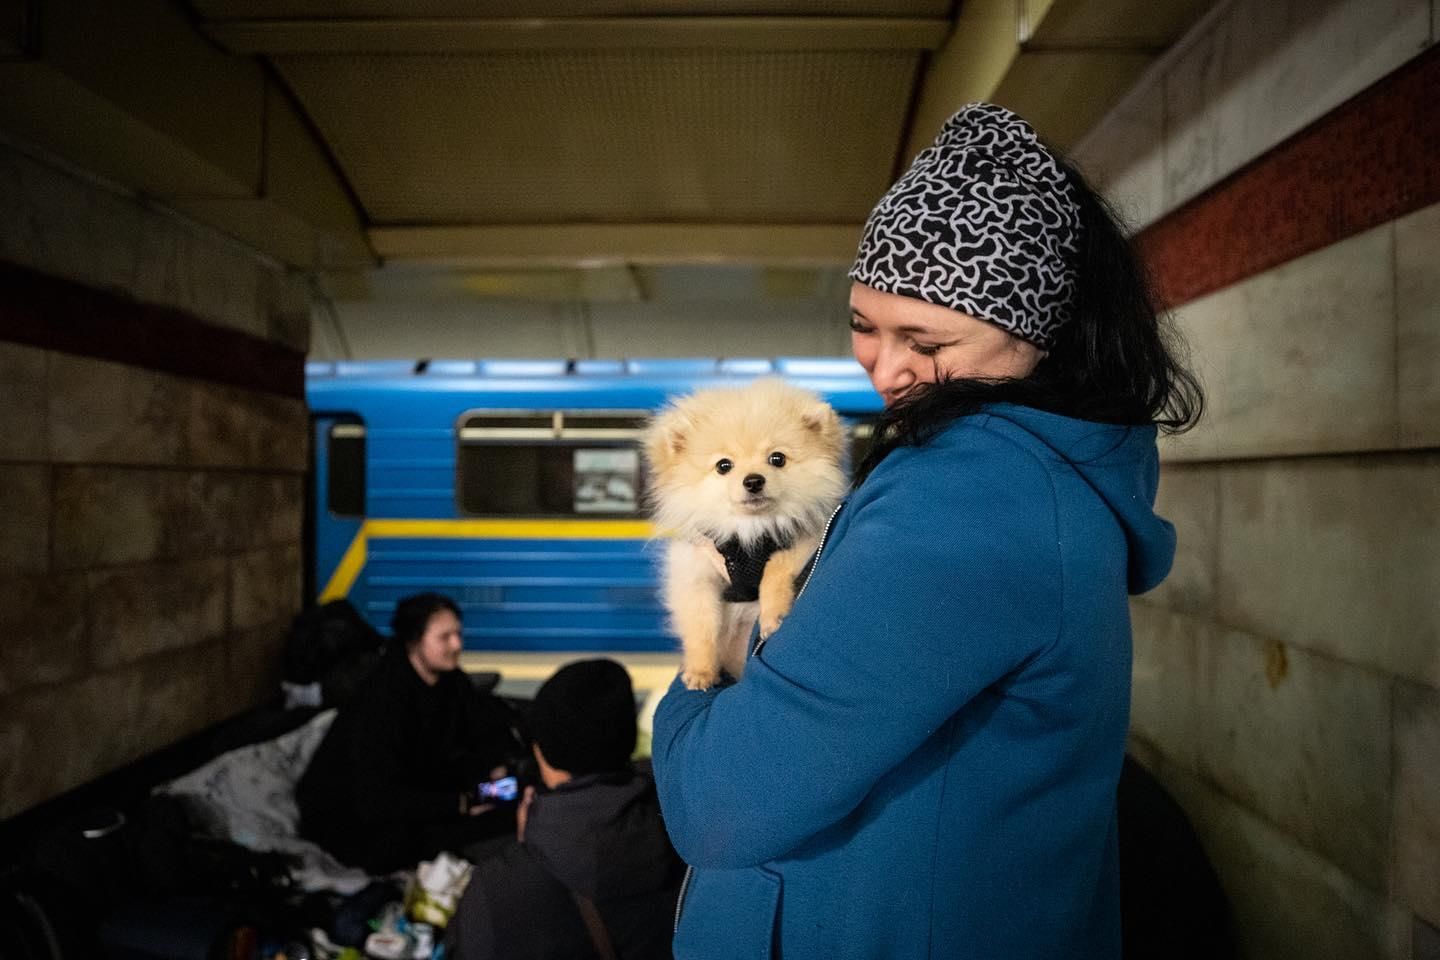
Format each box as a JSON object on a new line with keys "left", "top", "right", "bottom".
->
{"left": 643, "top": 407, "right": 691, "bottom": 471}
{"left": 801, "top": 402, "right": 844, "bottom": 450}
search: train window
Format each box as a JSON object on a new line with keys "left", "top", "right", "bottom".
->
{"left": 327, "top": 422, "right": 366, "bottom": 517}
{"left": 457, "top": 411, "right": 648, "bottom": 517}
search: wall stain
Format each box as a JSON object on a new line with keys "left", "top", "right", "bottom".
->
{"left": 1264, "top": 639, "right": 1289, "bottom": 689}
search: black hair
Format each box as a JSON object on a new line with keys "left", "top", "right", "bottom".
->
{"left": 853, "top": 157, "right": 1204, "bottom": 486}
{"left": 390, "top": 592, "right": 461, "bottom": 649}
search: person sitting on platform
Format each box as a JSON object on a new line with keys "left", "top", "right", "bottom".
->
{"left": 297, "top": 592, "right": 520, "bottom": 873}
{"left": 446, "top": 659, "right": 685, "bottom": 960}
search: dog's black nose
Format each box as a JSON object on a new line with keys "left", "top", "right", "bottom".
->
{"left": 743, "top": 473, "right": 765, "bottom": 493}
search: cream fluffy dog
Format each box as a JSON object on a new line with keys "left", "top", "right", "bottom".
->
{"left": 643, "top": 379, "right": 847, "bottom": 690}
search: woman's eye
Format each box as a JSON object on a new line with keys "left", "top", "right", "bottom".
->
{"left": 911, "top": 343, "right": 943, "bottom": 357}
{"left": 848, "top": 316, "right": 872, "bottom": 334}
{"left": 715, "top": 458, "right": 733, "bottom": 475}
{"left": 767, "top": 451, "right": 786, "bottom": 468}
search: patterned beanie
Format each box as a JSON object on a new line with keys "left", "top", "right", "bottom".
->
{"left": 849, "top": 103, "right": 1081, "bottom": 349}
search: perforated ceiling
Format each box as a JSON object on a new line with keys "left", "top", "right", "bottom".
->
{"left": 277, "top": 48, "right": 920, "bottom": 225}
{"left": 192, "top": 0, "right": 1215, "bottom": 279}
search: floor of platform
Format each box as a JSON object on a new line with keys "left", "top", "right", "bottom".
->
{"left": 461, "top": 651, "right": 681, "bottom": 700}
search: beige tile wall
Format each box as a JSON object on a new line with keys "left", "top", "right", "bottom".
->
{"left": 1134, "top": 453, "right": 1440, "bottom": 958}
{"left": 0, "top": 342, "right": 309, "bottom": 818}
{"left": 1073, "top": 0, "right": 1433, "bottom": 230}
{"left": 1158, "top": 755, "right": 1413, "bottom": 960}
{"left": 1396, "top": 202, "right": 1440, "bottom": 449}
{"left": 1157, "top": 196, "right": 1440, "bottom": 465}
{"left": 0, "top": 341, "right": 308, "bottom": 817}
{"left": 1091, "top": 6, "right": 1440, "bottom": 955}
{"left": 1216, "top": 455, "right": 1440, "bottom": 687}
{"left": 1159, "top": 223, "right": 1402, "bottom": 463}
{"left": 0, "top": 137, "right": 313, "bottom": 820}
{"left": 0, "top": 138, "right": 302, "bottom": 340}
{"left": 0, "top": 342, "right": 48, "bottom": 461}
{"left": 1394, "top": 681, "right": 1440, "bottom": 927}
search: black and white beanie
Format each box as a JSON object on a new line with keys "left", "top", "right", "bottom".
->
{"left": 849, "top": 103, "right": 1081, "bottom": 349}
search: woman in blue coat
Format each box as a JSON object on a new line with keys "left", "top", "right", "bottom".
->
{"left": 651, "top": 103, "right": 1204, "bottom": 959}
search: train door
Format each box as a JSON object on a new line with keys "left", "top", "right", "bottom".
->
{"left": 311, "top": 414, "right": 366, "bottom": 607}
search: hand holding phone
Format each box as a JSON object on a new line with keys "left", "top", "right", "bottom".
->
{"left": 473, "top": 775, "right": 520, "bottom": 804}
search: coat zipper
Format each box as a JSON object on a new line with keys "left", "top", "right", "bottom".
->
{"left": 673, "top": 863, "right": 694, "bottom": 935}
{"left": 674, "top": 501, "right": 845, "bottom": 938}
{"left": 750, "top": 500, "right": 844, "bottom": 659}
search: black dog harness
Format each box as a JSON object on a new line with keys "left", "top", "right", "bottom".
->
{"left": 715, "top": 533, "right": 789, "bottom": 603}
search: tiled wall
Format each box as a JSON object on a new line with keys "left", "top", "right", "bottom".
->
{"left": 1076, "top": 1, "right": 1439, "bottom": 956}
{"left": 0, "top": 139, "right": 311, "bottom": 819}
{"left": 1074, "top": 0, "right": 1434, "bottom": 231}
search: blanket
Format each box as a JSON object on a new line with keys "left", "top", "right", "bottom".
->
{"left": 159, "top": 709, "right": 371, "bottom": 895}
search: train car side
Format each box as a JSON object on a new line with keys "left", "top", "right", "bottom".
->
{"left": 306, "top": 358, "right": 882, "bottom": 655}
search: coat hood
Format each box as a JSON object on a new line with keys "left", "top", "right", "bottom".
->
{"left": 982, "top": 404, "right": 1175, "bottom": 594}
{"left": 523, "top": 770, "right": 678, "bottom": 900}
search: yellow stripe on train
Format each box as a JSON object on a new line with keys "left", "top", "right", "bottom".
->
{"left": 317, "top": 517, "right": 658, "bottom": 602}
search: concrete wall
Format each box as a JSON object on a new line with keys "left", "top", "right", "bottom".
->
{"left": 0, "top": 138, "right": 312, "bottom": 819}
{"left": 1073, "top": 0, "right": 1439, "bottom": 956}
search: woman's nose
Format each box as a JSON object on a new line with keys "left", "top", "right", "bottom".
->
{"left": 870, "top": 344, "right": 916, "bottom": 399}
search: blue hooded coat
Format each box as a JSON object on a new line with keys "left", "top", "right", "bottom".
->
{"left": 652, "top": 404, "right": 1176, "bottom": 959}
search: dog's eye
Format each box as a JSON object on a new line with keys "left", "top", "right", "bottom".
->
{"left": 768, "top": 452, "right": 786, "bottom": 468}
{"left": 715, "top": 459, "right": 733, "bottom": 475}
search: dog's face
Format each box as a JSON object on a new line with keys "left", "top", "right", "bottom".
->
{"left": 643, "top": 379, "right": 847, "bottom": 542}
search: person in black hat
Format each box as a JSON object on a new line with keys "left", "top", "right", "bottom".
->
{"left": 446, "top": 659, "right": 685, "bottom": 960}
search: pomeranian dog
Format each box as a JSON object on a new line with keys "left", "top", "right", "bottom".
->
{"left": 643, "top": 379, "right": 847, "bottom": 690}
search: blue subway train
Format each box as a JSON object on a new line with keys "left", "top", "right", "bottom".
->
{"left": 306, "top": 358, "right": 883, "bottom": 658}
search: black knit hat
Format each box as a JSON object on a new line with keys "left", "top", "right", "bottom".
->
{"left": 529, "top": 659, "right": 636, "bottom": 776}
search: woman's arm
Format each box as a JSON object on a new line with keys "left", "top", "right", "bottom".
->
{"left": 651, "top": 431, "right": 1063, "bottom": 868}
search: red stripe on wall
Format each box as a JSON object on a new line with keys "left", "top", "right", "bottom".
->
{"left": 0, "top": 260, "right": 304, "bottom": 400}
{"left": 1137, "top": 42, "right": 1440, "bottom": 310}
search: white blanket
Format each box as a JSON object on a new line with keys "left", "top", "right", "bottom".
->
{"left": 158, "top": 709, "right": 372, "bottom": 895}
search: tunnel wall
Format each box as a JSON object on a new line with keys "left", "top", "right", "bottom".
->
{"left": 0, "top": 137, "right": 312, "bottom": 819}
{"left": 1073, "top": 1, "right": 1439, "bottom": 957}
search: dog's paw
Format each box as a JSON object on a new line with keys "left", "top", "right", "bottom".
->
{"left": 681, "top": 667, "right": 721, "bottom": 691}
{"left": 759, "top": 611, "right": 785, "bottom": 640}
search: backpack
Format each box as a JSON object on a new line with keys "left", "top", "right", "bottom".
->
{"left": 282, "top": 600, "right": 387, "bottom": 707}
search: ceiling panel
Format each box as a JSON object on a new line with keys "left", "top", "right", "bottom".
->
{"left": 195, "top": 1, "right": 953, "bottom": 20}
{"left": 277, "top": 48, "right": 919, "bottom": 224}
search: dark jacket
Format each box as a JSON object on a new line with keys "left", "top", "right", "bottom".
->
{"left": 654, "top": 406, "right": 1177, "bottom": 960}
{"left": 296, "top": 647, "right": 517, "bottom": 872}
{"left": 446, "top": 770, "right": 684, "bottom": 960}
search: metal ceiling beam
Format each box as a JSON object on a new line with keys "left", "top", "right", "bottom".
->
{"left": 369, "top": 224, "right": 863, "bottom": 267}
{"left": 206, "top": 17, "right": 952, "bottom": 54}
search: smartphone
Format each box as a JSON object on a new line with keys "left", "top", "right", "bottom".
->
{"left": 474, "top": 775, "right": 520, "bottom": 804}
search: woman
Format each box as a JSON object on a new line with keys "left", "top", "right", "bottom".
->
{"left": 651, "top": 103, "right": 1202, "bottom": 959}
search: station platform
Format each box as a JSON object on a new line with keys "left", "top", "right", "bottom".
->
{"left": 460, "top": 651, "right": 680, "bottom": 701}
